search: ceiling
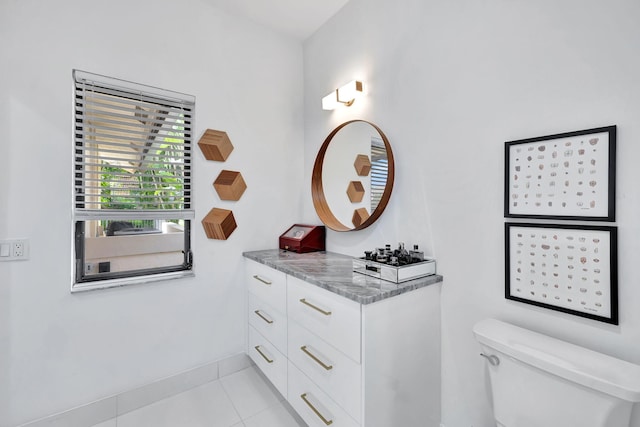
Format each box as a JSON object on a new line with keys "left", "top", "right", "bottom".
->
{"left": 204, "top": 0, "right": 351, "bottom": 40}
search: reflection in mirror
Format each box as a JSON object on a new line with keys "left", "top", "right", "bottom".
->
{"left": 312, "top": 120, "right": 394, "bottom": 231}
{"left": 370, "top": 137, "right": 388, "bottom": 211}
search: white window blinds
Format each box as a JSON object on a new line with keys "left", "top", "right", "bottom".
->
{"left": 73, "top": 70, "right": 195, "bottom": 219}
{"left": 370, "top": 137, "right": 388, "bottom": 208}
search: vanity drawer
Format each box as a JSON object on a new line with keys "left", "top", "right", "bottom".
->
{"left": 246, "top": 259, "right": 287, "bottom": 313}
{"left": 288, "top": 361, "right": 360, "bottom": 427}
{"left": 288, "top": 321, "right": 362, "bottom": 423}
{"left": 248, "top": 325, "right": 287, "bottom": 398}
{"left": 248, "top": 293, "right": 287, "bottom": 354}
{"left": 287, "top": 275, "right": 361, "bottom": 363}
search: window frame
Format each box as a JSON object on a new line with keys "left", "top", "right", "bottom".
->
{"left": 72, "top": 70, "right": 195, "bottom": 292}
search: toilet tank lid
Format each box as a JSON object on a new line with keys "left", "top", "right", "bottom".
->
{"left": 473, "top": 319, "right": 640, "bottom": 402}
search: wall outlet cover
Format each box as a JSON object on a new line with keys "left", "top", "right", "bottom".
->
{"left": 0, "top": 239, "right": 29, "bottom": 261}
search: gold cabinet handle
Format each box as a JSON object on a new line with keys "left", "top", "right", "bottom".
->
{"left": 299, "top": 298, "right": 332, "bottom": 316}
{"left": 254, "top": 345, "right": 273, "bottom": 364}
{"left": 253, "top": 275, "right": 272, "bottom": 285}
{"left": 301, "top": 345, "right": 333, "bottom": 371}
{"left": 300, "top": 393, "right": 333, "bottom": 425}
{"left": 254, "top": 310, "right": 274, "bottom": 324}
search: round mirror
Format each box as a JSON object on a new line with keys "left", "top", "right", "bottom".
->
{"left": 312, "top": 120, "right": 395, "bottom": 231}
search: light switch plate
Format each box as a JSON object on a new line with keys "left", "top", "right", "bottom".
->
{"left": 0, "top": 239, "right": 29, "bottom": 261}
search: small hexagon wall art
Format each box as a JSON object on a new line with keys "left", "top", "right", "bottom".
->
{"left": 354, "top": 154, "right": 371, "bottom": 176}
{"left": 202, "top": 207, "right": 237, "bottom": 240}
{"left": 352, "top": 207, "right": 370, "bottom": 228}
{"left": 214, "top": 170, "right": 247, "bottom": 201}
{"left": 198, "top": 129, "right": 234, "bottom": 161}
{"left": 346, "top": 181, "right": 365, "bottom": 203}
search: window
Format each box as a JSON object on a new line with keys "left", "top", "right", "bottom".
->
{"left": 73, "top": 70, "right": 195, "bottom": 291}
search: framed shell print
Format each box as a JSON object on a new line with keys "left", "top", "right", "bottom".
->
{"left": 505, "top": 222, "right": 618, "bottom": 325}
{"left": 504, "top": 126, "right": 616, "bottom": 221}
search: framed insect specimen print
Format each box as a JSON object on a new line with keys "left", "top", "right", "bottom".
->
{"left": 505, "top": 222, "right": 618, "bottom": 324}
{"left": 504, "top": 126, "right": 616, "bottom": 221}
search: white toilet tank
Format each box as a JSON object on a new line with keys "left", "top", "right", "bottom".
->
{"left": 473, "top": 319, "right": 640, "bottom": 427}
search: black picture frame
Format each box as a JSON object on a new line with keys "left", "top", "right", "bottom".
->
{"left": 505, "top": 222, "right": 618, "bottom": 325}
{"left": 504, "top": 126, "right": 616, "bottom": 221}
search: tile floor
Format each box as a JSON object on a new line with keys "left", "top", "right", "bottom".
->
{"left": 91, "top": 366, "right": 306, "bottom": 427}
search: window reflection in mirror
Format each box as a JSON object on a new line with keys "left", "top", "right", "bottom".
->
{"left": 370, "top": 137, "right": 388, "bottom": 211}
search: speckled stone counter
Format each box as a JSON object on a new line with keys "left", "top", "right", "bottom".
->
{"left": 243, "top": 249, "right": 443, "bottom": 305}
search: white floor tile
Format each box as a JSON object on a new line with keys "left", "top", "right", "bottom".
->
{"left": 88, "top": 365, "right": 303, "bottom": 427}
{"left": 220, "top": 366, "right": 283, "bottom": 419}
{"left": 117, "top": 380, "right": 241, "bottom": 427}
{"left": 243, "top": 402, "right": 306, "bottom": 427}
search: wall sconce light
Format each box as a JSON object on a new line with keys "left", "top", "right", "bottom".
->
{"left": 322, "top": 80, "right": 364, "bottom": 110}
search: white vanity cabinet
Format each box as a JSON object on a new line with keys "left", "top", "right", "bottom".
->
{"left": 287, "top": 276, "right": 363, "bottom": 425}
{"left": 246, "top": 260, "right": 289, "bottom": 397}
{"left": 245, "top": 254, "right": 442, "bottom": 427}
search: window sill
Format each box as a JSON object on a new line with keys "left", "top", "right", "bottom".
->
{"left": 71, "top": 270, "right": 195, "bottom": 293}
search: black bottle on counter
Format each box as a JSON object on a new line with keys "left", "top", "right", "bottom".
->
{"left": 396, "top": 242, "right": 411, "bottom": 265}
{"left": 410, "top": 244, "right": 424, "bottom": 262}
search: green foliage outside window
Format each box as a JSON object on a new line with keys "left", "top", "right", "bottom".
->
{"left": 98, "top": 120, "right": 187, "bottom": 230}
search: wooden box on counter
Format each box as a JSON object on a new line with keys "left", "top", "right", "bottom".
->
{"left": 279, "top": 224, "right": 325, "bottom": 253}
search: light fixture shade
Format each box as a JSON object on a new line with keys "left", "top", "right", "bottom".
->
{"left": 337, "top": 80, "right": 363, "bottom": 104}
{"left": 322, "top": 80, "right": 364, "bottom": 110}
{"left": 322, "top": 91, "right": 339, "bottom": 110}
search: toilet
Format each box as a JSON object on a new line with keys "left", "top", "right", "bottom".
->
{"left": 473, "top": 319, "right": 640, "bottom": 427}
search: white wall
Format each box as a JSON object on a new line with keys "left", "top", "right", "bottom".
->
{"left": 303, "top": 0, "right": 640, "bottom": 425}
{"left": 0, "top": 3, "right": 12, "bottom": 422}
{"left": 0, "top": 1, "right": 304, "bottom": 425}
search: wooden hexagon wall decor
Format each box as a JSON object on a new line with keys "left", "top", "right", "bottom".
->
{"left": 346, "top": 181, "right": 365, "bottom": 203}
{"left": 198, "top": 129, "right": 234, "bottom": 161}
{"left": 354, "top": 154, "right": 371, "bottom": 176}
{"left": 202, "top": 207, "right": 237, "bottom": 240}
{"left": 352, "top": 207, "right": 370, "bottom": 228}
{"left": 214, "top": 170, "right": 247, "bottom": 201}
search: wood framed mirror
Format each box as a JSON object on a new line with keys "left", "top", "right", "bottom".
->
{"left": 312, "top": 120, "right": 395, "bottom": 231}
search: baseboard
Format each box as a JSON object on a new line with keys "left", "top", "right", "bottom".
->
{"left": 19, "top": 352, "right": 254, "bottom": 427}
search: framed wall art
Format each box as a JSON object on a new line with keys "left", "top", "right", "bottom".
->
{"left": 505, "top": 222, "right": 618, "bottom": 324}
{"left": 504, "top": 126, "right": 616, "bottom": 221}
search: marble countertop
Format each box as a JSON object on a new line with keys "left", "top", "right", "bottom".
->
{"left": 243, "top": 249, "right": 443, "bottom": 305}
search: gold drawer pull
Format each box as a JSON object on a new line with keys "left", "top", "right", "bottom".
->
{"left": 254, "top": 345, "right": 273, "bottom": 364}
{"left": 254, "top": 310, "right": 274, "bottom": 324}
{"left": 300, "top": 393, "right": 333, "bottom": 425}
{"left": 301, "top": 345, "right": 333, "bottom": 371}
{"left": 253, "top": 275, "right": 272, "bottom": 285}
{"left": 299, "top": 298, "right": 332, "bottom": 316}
